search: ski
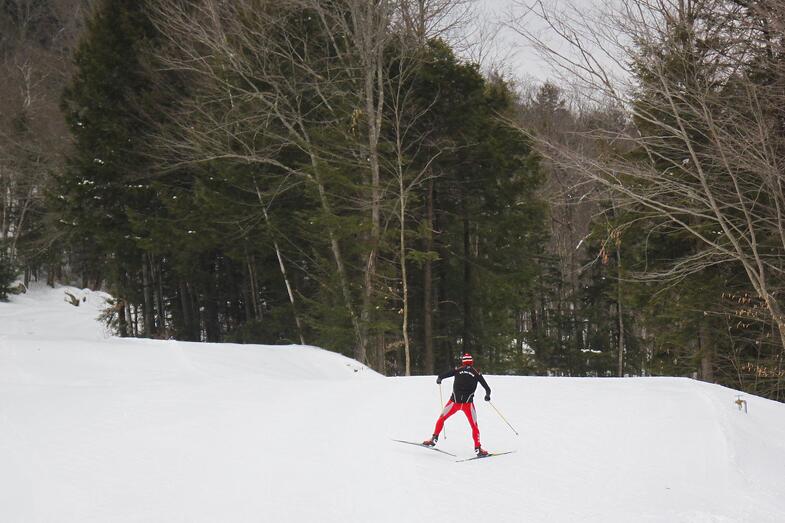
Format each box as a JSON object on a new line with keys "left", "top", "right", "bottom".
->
{"left": 455, "top": 451, "right": 516, "bottom": 462}
{"left": 391, "top": 439, "right": 457, "bottom": 457}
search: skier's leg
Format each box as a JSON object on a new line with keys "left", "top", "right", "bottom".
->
{"left": 461, "top": 403, "right": 481, "bottom": 448}
{"left": 433, "top": 401, "right": 460, "bottom": 437}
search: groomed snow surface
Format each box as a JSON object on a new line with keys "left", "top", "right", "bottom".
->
{"left": 2, "top": 286, "right": 785, "bottom": 523}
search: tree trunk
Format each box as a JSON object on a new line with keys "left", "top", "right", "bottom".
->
{"left": 358, "top": 1, "right": 386, "bottom": 370}
{"left": 242, "top": 271, "right": 253, "bottom": 324}
{"left": 436, "top": 202, "right": 451, "bottom": 369}
{"left": 9, "top": 188, "right": 34, "bottom": 262}
{"left": 462, "top": 194, "right": 472, "bottom": 353}
{"left": 179, "top": 281, "right": 193, "bottom": 341}
{"left": 1, "top": 168, "right": 7, "bottom": 244}
{"left": 262, "top": 207, "right": 306, "bottom": 345}
{"left": 309, "top": 158, "right": 364, "bottom": 362}
{"left": 698, "top": 319, "right": 713, "bottom": 382}
{"left": 118, "top": 299, "right": 128, "bottom": 337}
{"left": 141, "top": 253, "right": 154, "bottom": 337}
{"left": 132, "top": 303, "right": 139, "bottom": 337}
{"left": 204, "top": 295, "right": 219, "bottom": 342}
{"left": 616, "top": 245, "right": 625, "bottom": 378}
{"left": 399, "top": 175, "right": 411, "bottom": 376}
{"left": 125, "top": 300, "right": 133, "bottom": 337}
{"left": 245, "top": 255, "right": 260, "bottom": 321}
{"left": 117, "top": 271, "right": 129, "bottom": 337}
{"left": 777, "top": 325, "right": 785, "bottom": 402}
{"left": 156, "top": 258, "right": 166, "bottom": 335}
{"left": 376, "top": 334, "right": 386, "bottom": 375}
{"left": 423, "top": 179, "right": 435, "bottom": 374}
{"left": 188, "top": 283, "right": 200, "bottom": 341}
{"left": 205, "top": 258, "right": 220, "bottom": 342}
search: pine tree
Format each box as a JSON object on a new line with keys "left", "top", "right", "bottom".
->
{"left": 399, "top": 44, "right": 546, "bottom": 373}
{"left": 58, "top": 0, "right": 157, "bottom": 276}
{"left": 0, "top": 249, "right": 18, "bottom": 301}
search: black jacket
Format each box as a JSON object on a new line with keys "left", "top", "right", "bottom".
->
{"left": 437, "top": 365, "right": 491, "bottom": 403}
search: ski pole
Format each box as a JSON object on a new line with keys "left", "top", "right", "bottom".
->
{"left": 489, "top": 401, "right": 519, "bottom": 436}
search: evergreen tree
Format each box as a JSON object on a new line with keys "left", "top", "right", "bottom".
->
{"left": 57, "top": 0, "right": 157, "bottom": 286}
{"left": 53, "top": 2, "right": 548, "bottom": 376}
{"left": 0, "top": 249, "right": 18, "bottom": 301}
{"left": 399, "top": 44, "right": 547, "bottom": 373}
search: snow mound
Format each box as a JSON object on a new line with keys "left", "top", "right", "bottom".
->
{"left": 1, "top": 285, "right": 784, "bottom": 522}
{"left": 0, "top": 284, "right": 375, "bottom": 386}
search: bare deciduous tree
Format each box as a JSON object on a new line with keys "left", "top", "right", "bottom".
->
{"left": 0, "top": 0, "right": 87, "bottom": 271}
{"left": 149, "top": 0, "right": 466, "bottom": 369}
{"left": 510, "top": 0, "right": 785, "bottom": 384}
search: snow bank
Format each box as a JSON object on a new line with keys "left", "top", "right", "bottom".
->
{"left": 1, "top": 286, "right": 784, "bottom": 522}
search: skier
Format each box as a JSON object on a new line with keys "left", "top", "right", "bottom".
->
{"left": 423, "top": 353, "right": 491, "bottom": 456}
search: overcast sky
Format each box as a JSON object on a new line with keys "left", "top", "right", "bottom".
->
{"left": 473, "top": 0, "right": 559, "bottom": 82}
{"left": 470, "top": 0, "right": 614, "bottom": 87}
{"left": 476, "top": 0, "right": 548, "bottom": 80}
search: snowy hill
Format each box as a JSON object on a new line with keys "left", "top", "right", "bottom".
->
{"left": 2, "top": 286, "right": 785, "bottom": 522}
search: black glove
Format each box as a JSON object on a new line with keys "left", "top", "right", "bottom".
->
{"left": 436, "top": 378, "right": 442, "bottom": 384}
{"left": 484, "top": 394, "right": 491, "bottom": 401}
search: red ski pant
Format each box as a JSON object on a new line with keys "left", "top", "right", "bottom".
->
{"left": 433, "top": 401, "right": 481, "bottom": 447}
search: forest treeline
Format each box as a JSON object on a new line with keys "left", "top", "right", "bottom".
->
{"left": 1, "top": 0, "right": 783, "bottom": 400}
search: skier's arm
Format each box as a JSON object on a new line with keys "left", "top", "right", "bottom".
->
{"left": 436, "top": 369, "right": 456, "bottom": 384}
{"left": 478, "top": 374, "right": 491, "bottom": 401}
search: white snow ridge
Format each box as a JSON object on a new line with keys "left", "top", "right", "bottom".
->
{"left": 2, "top": 285, "right": 785, "bottom": 522}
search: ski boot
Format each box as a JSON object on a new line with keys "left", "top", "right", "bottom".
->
{"left": 422, "top": 435, "right": 439, "bottom": 447}
{"left": 475, "top": 446, "right": 489, "bottom": 457}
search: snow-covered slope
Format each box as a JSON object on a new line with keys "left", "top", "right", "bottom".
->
{"left": 2, "top": 286, "right": 785, "bottom": 522}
